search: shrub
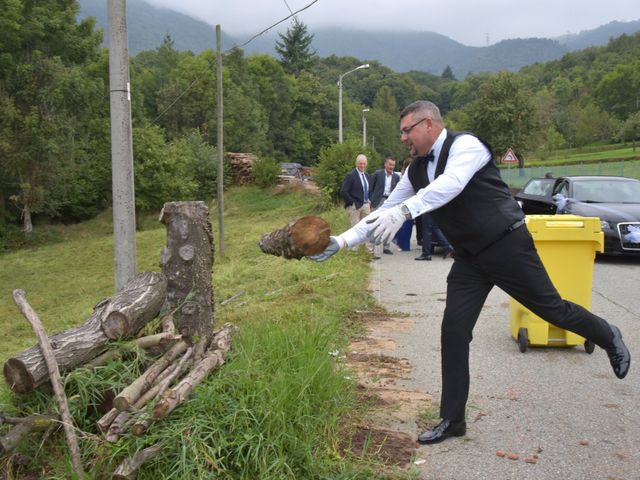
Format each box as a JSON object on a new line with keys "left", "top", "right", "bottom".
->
{"left": 253, "top": 156, "right": 281, "bottom": 188}
{"left": 314, "top": 140, "right": 377, "bottom": 200}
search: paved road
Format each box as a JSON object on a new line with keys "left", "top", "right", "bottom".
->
{"left": 368, "top": 239, "right": 640, "bottom": 480}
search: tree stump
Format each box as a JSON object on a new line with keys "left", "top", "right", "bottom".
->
{"left": 159, "top": 201, "right": 214, "bottom": 345}
{"left": 259, "top": 216, "right": 331, "bottom": 259}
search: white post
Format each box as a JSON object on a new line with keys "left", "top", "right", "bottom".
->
{"left": 362, "top": 108, "right": 369, "bottom": 147}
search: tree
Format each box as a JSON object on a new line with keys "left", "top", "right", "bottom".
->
{"left": 0, "top": 0, "right": 105, "bottom": 233}
{"left": 463, "top": 72, "right": 539, "bottom": 165}
{"left": 594, "top": 61, "right": 640, "bottom": 120}
{"left": 441, "top": 65, "right": 456, "bottom": 81}
{"left": 618, "top": 111, "right": 640, "bottom": 152}
{"left": 275, "top": 19, "right": 317, "bottom": 75}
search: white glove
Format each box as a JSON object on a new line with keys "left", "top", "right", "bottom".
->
{"left": 366, "top": 205, "right": 406, "bottom": 245}
{"left": 307, "top": 236, "right": 345, "bottom": 262}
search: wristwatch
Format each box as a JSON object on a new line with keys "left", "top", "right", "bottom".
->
{"left": 400, "top": 204, "right": 411, "bottom": 219}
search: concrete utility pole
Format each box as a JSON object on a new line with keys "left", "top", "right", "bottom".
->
{"left": 216, "top": 25, "right": 225, "bottom": 257}
{"left": 108, "top": 0, "right": 137, "bottom": 291}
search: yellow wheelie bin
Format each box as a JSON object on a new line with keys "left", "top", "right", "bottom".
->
{"left": 510, "top": 215, "right": 604, "bottom": 353}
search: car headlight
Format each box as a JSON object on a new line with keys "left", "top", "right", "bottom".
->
{"left": 600, "top": 220, "right": 611, "bottom": 230}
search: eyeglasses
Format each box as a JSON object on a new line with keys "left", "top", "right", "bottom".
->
{"left": 400, "top": 117, "right": 427, "bottom": 135}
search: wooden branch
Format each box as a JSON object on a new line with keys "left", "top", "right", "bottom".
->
{"left": 220, "top": 291, "right": 245, "bottom": 306}
{"left": 160, "top": 314, "right": 175, "bottom": 334}
{"left": 97, "top": 408, "right": 120, "bottom": 435}
{"left": 102, "top": 272, "right": 167, "bottom": 340}
{"left": 89, "top": 333, "right": 180, "bottom": 370}
{"left": 112, "top": 442, "right": 162, "bottom": 480}
{"left": 0, "top": 414, "right": 58, "bottom": 455}
{"left": 259, "top": 216, "right": 331, "bottom": 259}
{"left": 105, "top": 411, "right": 129, "bottom": 443}
{"left": 152, "top": 324, "right": 234, "bottom": 419}
{"left": 12, "top": 290, "right": 84, "bottom": 479}
{"left": 133, "top": 333, "right": 181, "bottom": 350}
{"left": 113, "top": 340, "right": 188, "bottom": 411}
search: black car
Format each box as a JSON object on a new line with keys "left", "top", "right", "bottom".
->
{"left": 515, "top": 175, "right": 640, "bottom": 256}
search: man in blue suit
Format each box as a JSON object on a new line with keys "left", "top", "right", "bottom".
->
{"left": 340, "top": 154, "right": 372, "bottom": 227}
{"left": 370, "top": 158, "right": 401, "bottom": 254}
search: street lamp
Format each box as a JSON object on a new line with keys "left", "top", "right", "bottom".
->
{"left": 361, "top": 108, "right": 370, "bottom": 147}
{"left": 338, "top": 63, "right": 370, "bottom": 143}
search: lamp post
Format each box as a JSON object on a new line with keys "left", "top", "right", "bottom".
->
{"left": 361, "top": 108, "right": 370, "bottom": 147}
{"left": 338, "top": 63, "right": 370, "bottom": 143}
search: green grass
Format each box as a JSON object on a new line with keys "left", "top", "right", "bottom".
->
{"left": 0, "top": 186, "right": 399, "bottom": 479}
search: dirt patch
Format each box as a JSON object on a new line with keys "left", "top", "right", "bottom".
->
{"left": 343, "top": 308, "right": 433, "bottom": 469}
{"left": 340, "top": 426, "right": 418, "bottom": 467}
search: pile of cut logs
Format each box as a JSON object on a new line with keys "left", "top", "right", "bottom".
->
{"left": 227, "top": 152, "right": 258, "bottom": 185}
{"left": 1, "top": 201, "right": 232, "bottom": 479}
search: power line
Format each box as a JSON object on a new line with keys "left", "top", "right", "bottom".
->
{"left": 231, "top": 0, "right": 319, "bottom": 51}
{"left": 152, "top": 0, "right": 320, "bottom": 124}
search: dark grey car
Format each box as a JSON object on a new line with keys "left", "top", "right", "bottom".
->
{"left": 515, "top": 175, "right": 640, "bottom": 256}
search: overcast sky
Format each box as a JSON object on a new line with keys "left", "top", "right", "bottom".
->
{"left": 145, "top": 0, "right": 639, "bottom": 46}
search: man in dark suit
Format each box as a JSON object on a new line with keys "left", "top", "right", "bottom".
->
{"left": 340, "top": 154, "right": 372, "bottom": 228}
{"left": 369, "top": 158, "right": 401, "bottom": 254}
{"left": 310, "top": 100, "right": 630, "bottom": 445}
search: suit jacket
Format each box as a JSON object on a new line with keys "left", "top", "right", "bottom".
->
{"left": 340, "top": 168, "right": 371, "bottom": 209}
{"left": 370, "top": 169, "right": 401, "bottom": 208}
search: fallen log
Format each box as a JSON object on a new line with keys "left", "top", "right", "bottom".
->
{"left": 101, "top": 272, "right": 167, "bottom": 340}
{"left": 113, "top": 340, "right": 188, "bottom": 411}
{"left": 112, "top": 442, "right": 162, "bottom": 480}
{"left": 153, "top": 324, "right": 234, "bottom": 419}
{"left": 0, "top": 414, "right": 58, "bottom": 456}
{"left": 159, "top": 201, "right": 214, "bottom": 345}
{"left": 4, "top": 299, "right": 110, "bottom": 394}
{"left": 259, "top": 216, "right": 330, "bottom": 259}
{"left": 12, "top": 289, "right": 85, "bottom": 479}
{"left": 4, "top": 272, "right": 167, "bottom": 394}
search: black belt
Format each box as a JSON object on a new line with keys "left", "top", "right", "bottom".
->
{"left": 506, "top": 219, "right": 526, "bottom": 233}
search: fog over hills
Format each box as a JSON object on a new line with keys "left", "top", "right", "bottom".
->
{"left": 79, "top": 0, "right": 640, "bottom": 77}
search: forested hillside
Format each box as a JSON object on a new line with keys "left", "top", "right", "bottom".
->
{"left": 2, "top": 0, "right": 640, "bottom": 250}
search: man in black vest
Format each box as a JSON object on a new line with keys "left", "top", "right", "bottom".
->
{"left": 309, "top": 100, "right": 630, "bottom": 445}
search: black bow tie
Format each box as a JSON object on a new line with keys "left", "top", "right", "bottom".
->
{"left": 425, "top": 151, "right": 435, "bottom": 162}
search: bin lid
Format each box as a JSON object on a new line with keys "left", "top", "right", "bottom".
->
{"left": 524, "top": 215, "right": 604, "bottom": 251}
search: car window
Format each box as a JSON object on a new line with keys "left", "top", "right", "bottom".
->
{"left": 522, "top": 179, "right": 553, "bottom": 196}
{"left": 571, "top": 179, "right": 640, "bottom": 203}
{"left": 554, "top": 181, "right": 569, "bottom": 197}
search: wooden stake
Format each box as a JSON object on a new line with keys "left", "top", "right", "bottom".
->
{"left": 12, "top": 289, "right": 85, "bottom": 479}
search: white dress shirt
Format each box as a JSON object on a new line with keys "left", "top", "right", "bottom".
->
{"left": 339, "top": 129, "right": 492, "bottom": 247}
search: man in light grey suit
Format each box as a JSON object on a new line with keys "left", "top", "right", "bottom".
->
{"left": 369, "top": 158, "right": 401, "bottom": 254}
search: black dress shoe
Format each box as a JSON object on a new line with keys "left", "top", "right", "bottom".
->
{"left": 606, "top": 325, "right": 630, "bottom": 379}
{"left": 383, "top": 248, "right": 394, "bottom": 255}
{"left": 415, "top": 254, "right": 432, "bottom": 261}
{"left": 442, "top": 248, "right": 454, "bottom": 259}
{"left": 417, "top": 419, "right": 466, "bottom": 445}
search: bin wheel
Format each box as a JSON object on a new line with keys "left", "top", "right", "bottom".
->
{"left": 584, "top": 339, "right": 595, "bottom": 354}
{"left": 517, "top": 328, "right": 528, "bottom": 353}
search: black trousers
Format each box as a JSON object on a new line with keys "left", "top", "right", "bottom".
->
{"left": 417, "top": 213, "right": 451, "bottom": 255}
{"left": 439, "top": 225, "right": 614, "bottom": 421}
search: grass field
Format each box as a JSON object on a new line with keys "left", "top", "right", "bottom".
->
{"left": 0, "top": 187, "right": 409, "bottom": 479}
